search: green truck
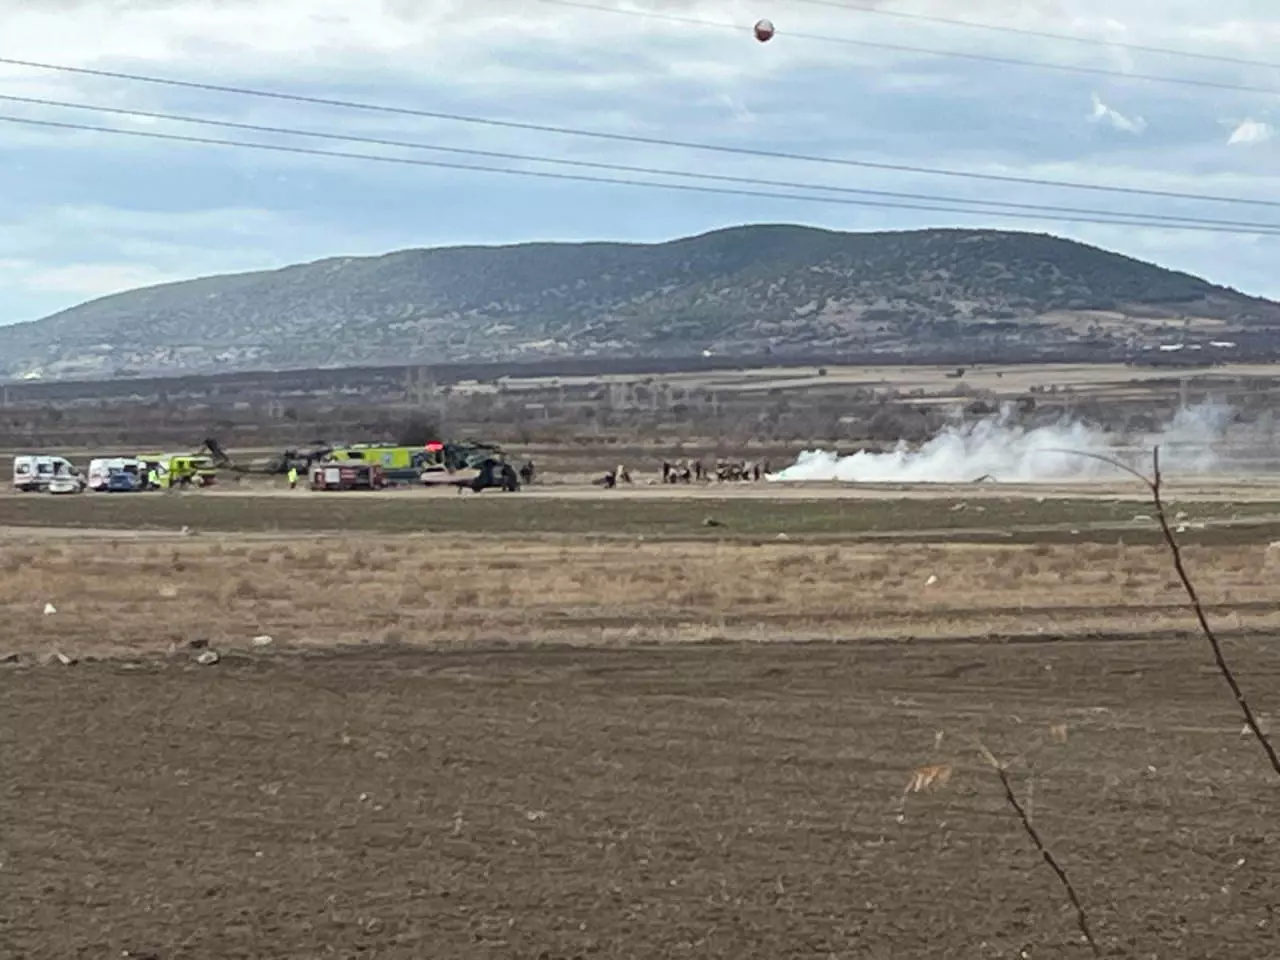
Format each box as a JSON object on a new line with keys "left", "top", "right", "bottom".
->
{"left": 135, "top": 453, "right": 218, "bottom": 488}
{"left": 327, "top": 440, "right": 508, "bottom": 483}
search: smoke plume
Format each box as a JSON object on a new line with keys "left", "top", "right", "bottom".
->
{"left": 769, "top": 402, "right": 1234, "bottom": 484}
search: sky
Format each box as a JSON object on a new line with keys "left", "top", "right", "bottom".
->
{"left": 1, "top": 0, "right": 1279, "bottom": 324}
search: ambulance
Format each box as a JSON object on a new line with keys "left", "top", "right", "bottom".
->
{"left": 12, "top": 455, "right": 80, "bottom": 492}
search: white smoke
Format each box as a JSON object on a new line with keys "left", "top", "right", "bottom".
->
{"left": 769, "top": 401, "right": 1235, "bottom": 484}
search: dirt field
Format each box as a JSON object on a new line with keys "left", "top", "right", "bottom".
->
{"left": 6, "top": 475, "right": 1280, "bottom": 956}
{"left": 489, "top": 361, "right": 1280, "bottom": 395}
{"left": 5, "top": 639, "right": 1280, "bottom": 958}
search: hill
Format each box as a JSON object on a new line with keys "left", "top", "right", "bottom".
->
{"left": 2, "top": 224, "right": 1277, "bottom": 378}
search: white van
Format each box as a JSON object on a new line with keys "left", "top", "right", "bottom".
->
{"left": 87, "top": 457, "right": 143, "bottom": 492}
{"left": 12, "top": 455, "right": 79, "bottom": 492}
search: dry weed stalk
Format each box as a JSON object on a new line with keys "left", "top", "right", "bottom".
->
{"left": 1061, "top": 444, "right": 1280, "bottom": 778}
{"left": 977, "top": 744, "right": 1103, "bottom": 959}
{"left": 896, "top": 762, "right": 954, "bottom": 823}
{"left": 906, "top": 763, "right": 953, "bottom": 794}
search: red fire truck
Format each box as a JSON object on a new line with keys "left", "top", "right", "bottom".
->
{"left": 309, "top": 461, "right": 387, "bottom": 491}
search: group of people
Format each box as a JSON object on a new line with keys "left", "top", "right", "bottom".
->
{"left": 661, "top": 457, "right": 771, "bottom": 484}
{"left": 594, "top": 457, "right": 773, "bottom": 488}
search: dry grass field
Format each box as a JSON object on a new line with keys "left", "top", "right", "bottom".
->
{"left": 5, "top": 533, "right": 1280, "bottom": 659}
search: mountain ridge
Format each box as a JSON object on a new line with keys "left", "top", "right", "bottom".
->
{"left": 3, "top": 223, "right": 1276, "bottom": 378}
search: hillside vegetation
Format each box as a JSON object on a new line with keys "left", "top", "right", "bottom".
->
{"left": 3, "top": 224, "right": 1276, "bottom": 377}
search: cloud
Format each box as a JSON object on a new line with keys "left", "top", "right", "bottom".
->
{"left": 0, "top": 260, "right": 186, "bottom": 297}
{"left": 1089, "top": 93, "right": 1147, "bottom": 134}
{"left": 1, "top": 0, "right": 1279, "bottom": 326}
{"left": 0, "top": 203, "right": 376, "bottom": 321}
{"left": 1227, "top": 119, "right": 1274, "bottom": 145}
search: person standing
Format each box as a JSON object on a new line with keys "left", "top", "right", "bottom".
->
{"left": 287, "top": 466, "right": 299, "bottom": 490}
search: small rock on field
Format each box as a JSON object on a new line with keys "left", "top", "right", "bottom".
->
{"left": 702, "top": 517, "right": 722, "bottom": 527}
{"left": 187, "top": 637, "right": 208, "bottom": 650}
{"left": 251, "top": 634, "right": 273, "bottom": 647}
{"left": 0, "top": 652, "right": 20, "bottom": 664}
{"left": 924, "top": 575, "right": 938, "bottom": 586}
{"left": 42, "top": 602, "right": 56, "bottom": 616}
{"left": 43, "top": 651, "right": 75, "bottom": 666}
{"left": 196, "top": 650, "right": 220, "bottom": 666}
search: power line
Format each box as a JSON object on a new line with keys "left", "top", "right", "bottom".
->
{"left": 537, "top": 0, "right": 1280, "bottom": 97}
{"left": 7, "top": 93, "right": 1279, "bottom": 232}
{"left": 5, "top": 113, "right": 1280, "bottom": 236}
{"left": 0, "top": 54, "right": 1276, "bottom": 210}
{"left": 794, "top": 0, "right": 1280, "bottom": 72}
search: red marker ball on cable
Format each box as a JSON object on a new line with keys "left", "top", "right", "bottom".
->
{"left": 754, "top": 18, "right": 775, "bottom": 42}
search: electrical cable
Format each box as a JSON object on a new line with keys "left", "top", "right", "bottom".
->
{"left": 537, "top": 0, "right": 1280, "bottom": 97}
{"left": 0, "top": 53, "right": 1276, "bottom": 209}
{"left": 6, "top": 93, "right": 1279, "bottom": 232}
{"left": 793, "top": 0, "right": 1280, "bottom": 73}
{"left": 5, "top": 113, "right": 1280, "bottom": 235}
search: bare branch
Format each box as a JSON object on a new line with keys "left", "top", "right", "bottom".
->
{"left": 1046, "top": 443, "right": 1280, "bottom": 778}
{"left": 1144, "top": 446, "right": 1280, "bottom": 779}
{"left": 1043, "top": 446, "right": 1154, "bottom": 488}
{"left": 979, "top": 745, "right": 1103, "bottom": 958}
